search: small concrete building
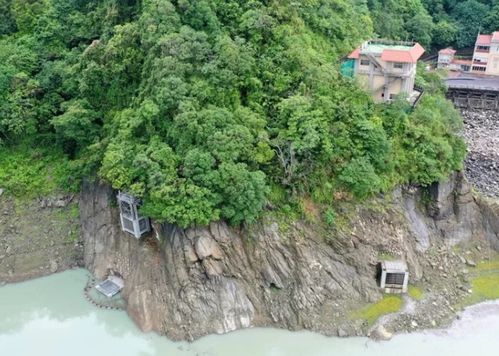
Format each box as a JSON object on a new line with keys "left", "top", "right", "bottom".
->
{"left": 437, "top": 48, "right": 471, "bottom": 72}
{"left": 438, "top": 47, "right": 457, "bottom": 69}
{"left": 471, "top": 32, "right": 499, "bottom": 76}
{"left": 345, "top": 39, "right": 425, "bottom": 103}
{"left": 378, "top": 260, "right": 409, "bottom": 294}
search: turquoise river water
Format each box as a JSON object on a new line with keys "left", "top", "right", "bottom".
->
{"left": 1, "top": 269, "right": 499, "bottom": 356}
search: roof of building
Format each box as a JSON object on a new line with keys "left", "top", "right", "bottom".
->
{"left": 347, "top": 40, "right": 425, "bottom": 63}
{"left": 439, "top": 47, "right": 456, "bottom": 55}
{"left": 381, "top": 260, "right": 408, "bottom": 272}
{"left": 451, "top": 59, "right": 472, "bottom": 65}
{"left": 476, "top": 34, "right": 493, "bottom": 45}
{"left": 347, "top": 47, "right": 360, "bottom": 59}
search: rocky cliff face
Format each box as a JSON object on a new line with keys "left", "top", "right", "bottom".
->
{"left": 0, "top": 195, "right": 82, "bottom": 283}
{"left": 80, "top": 172, "right": 499, "bottom": 340}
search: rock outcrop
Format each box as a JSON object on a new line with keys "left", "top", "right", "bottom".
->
{"left": 0, "top": 195, "right": 82, "bottom": 283}
{"left": 80, "top": 172, "right": 499, "bottom": 341}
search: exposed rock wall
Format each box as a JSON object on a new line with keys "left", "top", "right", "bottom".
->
{"left": 80, "top": 173, "right": 499, "bottom": 340}
{"left": 0, "top": 195, "right": 82, "bottom": 283}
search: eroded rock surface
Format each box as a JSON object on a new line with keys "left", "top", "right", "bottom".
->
{"left": 0, "top": 195, "right": 82, "bottom": 283}
{"left": 80, "top": 174, "right": 499, "bottom": 341}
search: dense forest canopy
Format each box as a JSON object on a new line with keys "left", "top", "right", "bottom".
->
{"left": 0, "top": 0, "right": 467, "bottom": 227}
{"left": 369, "top": 0, "right": 499, "bottom": 49}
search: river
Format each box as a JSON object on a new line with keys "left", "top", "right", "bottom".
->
{"left": 1, "top": 269, "right": 498, "bottom": 356}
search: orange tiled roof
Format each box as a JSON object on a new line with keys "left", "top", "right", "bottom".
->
{"left": 347, "top": 42, "right": 425, "bottom": 63}
{"left": 476, "top": 34, "right": 493, "bottom": 45}
{"left": 348, "top": 47, "right": 360, "bottom": 59}
{"left": 381, "top": 43, "right": 425, "bottom": 63}
{"left": 451, "top": 59, "right": 472, "bottom": 65}
{"left": 439, "top": 48, "right": 456, "bottom": 55}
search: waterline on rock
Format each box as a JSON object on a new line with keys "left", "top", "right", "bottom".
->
{"left": 1, "top": 269, "right": 499, "bottom": 356}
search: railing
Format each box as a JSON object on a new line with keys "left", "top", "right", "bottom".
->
{"left": 412, "top": 85, "right": 425, "bottom": 108}
{"left": 365, "top": 38, "right": 415, "bottom": 47}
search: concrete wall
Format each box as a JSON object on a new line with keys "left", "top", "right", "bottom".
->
{"left": 486, "top": 54, "right": 499, "bottom": 76}
{"left": 353, "top": 55, "right": 416, "bottom": 102}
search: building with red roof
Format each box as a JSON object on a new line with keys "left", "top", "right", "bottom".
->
{"left": 471, "top": 32, "right": 499, "bottom": 76}
{"left": 438, "top": 48, "right": 457, "bottom": 69}
{"left": 437, "top": 48, "right": 471, "bottom": 72}
{"left": 345, "top": 39, "right": 425, "bottom": 103}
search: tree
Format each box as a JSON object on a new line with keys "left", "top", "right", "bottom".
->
{"left": 432, "top": 20, "right": 458, "bottom": 49}
{"left": 0, "top": 0, "right": 467, "bottom": 228}
{"left": 0, "top": 0, "right": 16, "bottom": 35}
{"left": 452, "top": 0, "right": 490, "bottom": 48}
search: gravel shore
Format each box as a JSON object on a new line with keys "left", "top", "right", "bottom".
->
{"left": 462, "top": 110, "right": 499, "bottom": 198}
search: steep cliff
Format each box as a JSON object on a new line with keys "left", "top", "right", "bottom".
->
{"left": 80, "top": 172, "right": 499, "bottom": 340}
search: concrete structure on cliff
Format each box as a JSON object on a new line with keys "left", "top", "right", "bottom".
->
{"left": 471, "top": 32, "right": 499, "bottom": 76}
{"left": 343, "top": 39, "right": 425, "bottom": 103}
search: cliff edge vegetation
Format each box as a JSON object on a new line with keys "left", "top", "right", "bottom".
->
{"left": 0, "top": 0, "right": 465, "bottom": 227}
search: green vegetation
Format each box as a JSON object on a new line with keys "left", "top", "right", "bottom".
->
{"left": 352, "top": 294, "right": 403, "bottom": 326}
{"left": 0, "top": 145, "right": 77, "bottom": 198}
{"left": 468, "top": 275, "right": 499, "bottom": 302}
{"left": 462, "top": 256, "right": 499, "bottom": 306}
{"left": 0, "top": 1, "right": 466, "bottom": 228}
{"left": 371, "top": 0, "right": 499, "bottom": 49}
{"left": 408, "top": 285, "right": 424, "bottom": 301}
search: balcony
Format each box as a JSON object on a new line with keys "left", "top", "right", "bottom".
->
{"left": 475, "top": 46, "right": 490, "bottom": 53}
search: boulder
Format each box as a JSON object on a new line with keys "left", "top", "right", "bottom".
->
{"left": 202, "top": 258, "right": 224, "bottom": 277}
{"left": 49, "top": 260, "right": 58, "bottom": 273}
{"left": 183, "top": 244, "right": 199, "bottom": 264}
{"left": 369, "top": 325, "right": 393, "bottom": 341}
{"left": 194, "top": 235, "right": 223, "bottom": 260}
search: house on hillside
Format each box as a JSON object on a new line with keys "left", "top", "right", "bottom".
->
{"left": 438, "top": 47, "right": 456, "bottom": 69}
{"left": 437, "top": 48, "right": 471, "bottom": 72}
{"left": 342, "top": 39, "right": 425, "bottom": 103}
{"left": 471, "top": 32, "right": 499, "bottom": 75}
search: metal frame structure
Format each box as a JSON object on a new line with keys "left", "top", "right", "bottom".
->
{"left": 95, "top": 275, "right": 125, "bottom": 298}
{"left": 117, "top": 191, "right": 151, "bottom": 239}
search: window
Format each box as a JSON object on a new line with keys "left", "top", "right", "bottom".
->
{"left": 393, "top": 62, "right": 404, "bottom": 69}
{"left": 360, "top": 59, "right": 370, "bottom": 66}
{"left": 120, "top": 201, "right": 134, "bottom": 219}
{"left": 385, "top": 273, "right": 406, "bottom": 285}
{"left": 389, "top": 94, "right": 396, "bottom": 100}
{"left": 472, "top": 66, "right": 487, "bottom": 72}
{"left": 476, "top": 45, "right": 490, "bottom": 52}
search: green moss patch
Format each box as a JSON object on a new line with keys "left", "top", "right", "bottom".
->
{"left": 408, "top": 285, "right": 424, "bottom": 301}
{"left": 460, "top": 255, "right": 499, "bottom": 307}
{"left": 469, "top": 275, "right": 499, "bottom": 301}
{"left": 352, "top": 295, "right": 403, "bottom": 326}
